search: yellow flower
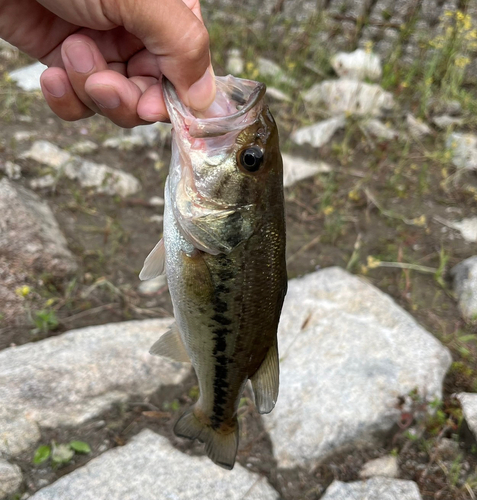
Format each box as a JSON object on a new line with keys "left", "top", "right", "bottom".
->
{"left": 45, "top": 298, "right": 55, "bottom": 307}
{"left": 364, "top": 41, "right": 373, "bottom": 54}
{"left": 411, "top": 215, "right": 427, "bottom": 227}
{"left": 348, "top": 189, "right": 361, "bottom": 202}
{"left": 323, "top": 206, "right": 334, "bottom": 215}
{"left": 455, "top": 56, "right": 470, "bottom": 68}
{"left": 16, "top": 285, "right": 31, "bottom": 297}
{"left": 366, "top": 256, "right": 381, "bottom": 269}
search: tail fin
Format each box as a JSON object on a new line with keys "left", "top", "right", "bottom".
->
{"left": 174, "top": 408, "right": 239, "bottom": 470}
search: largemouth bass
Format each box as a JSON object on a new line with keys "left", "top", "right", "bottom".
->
{"left": 140, "top": 75, "right": 287, "bottom": 470}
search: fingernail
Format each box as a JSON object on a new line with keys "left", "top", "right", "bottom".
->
{"left": 43, "top": 76, "right": 66, "bottom": 98}
{"left": 64, "top": 42, "right": 94, "bottom": 74}
{"left": 90, "top": 86, "right": 121, "bottom": 109}
{"left": 187, "top": 67, "right": 216, "bottom": 111}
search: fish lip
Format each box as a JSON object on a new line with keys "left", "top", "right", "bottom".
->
{"left": 163, "top": 76, "right": 266, "bottom": 138}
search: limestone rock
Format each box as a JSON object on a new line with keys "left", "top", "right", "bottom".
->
{"left": 0, "top": 160, "right": 21, "bottom": 179}
{"left": 22, "top": 141, "right": 141, "bottom": 197}
{"left": 8, "top": 62, "right": 46, "bottom": 91}
{"left": 303, "top": 80, "right": 394, "bottom": 116}
{"left": 138, "top": 276, "right": 167, "bottom": 295}
{"left": 0, "top": 178, "right": 76, "bottom": 277}
{"left": 265, "top": 267, "right": 452, "bottom": 468}
{"left": 331, "top": 49, "right": 382, "bottom": 81}
{"left": 0, "top": 458, "right": 22, "bottom": 499}
{"left": 30, "top": 430, "right": 279, "bottom": 500}
{"left": 359, "top": 455, "right": 399, "bottom": 479}
{"left": 291, "top": 115, "right": 346, "bottom": 148}
{"left": 447, "top": 133, "right": 477, "bottom": 170}
{"left": 433, "top": 115, "right": 464, "bottom": 129}
{"left": 0, "top": 319, "right": 189, "bottom": 456}
{"left": 457, "top": 393, "right": 477, "bottom": 441}
{"left": 69, "top": 140, "right": 99, "bottom": 155}
{"left": 451, "top": 256, "right": 477, "bottom": 322}
{"left": 363, "top": 119, "right": 399, "bottom": 140}
{"left": 321, "top": 478, "right": 422, "bottom": 500}
{"left": 282, "top": 154, "right": 331, "bottom": 187}
{"left": 406, "top": 114, "right": 431, "bottom": 139}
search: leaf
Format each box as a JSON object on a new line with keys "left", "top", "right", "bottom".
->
{"left": 33, "top": 445, "right": 51, "bottom": 465}
{"left": 51, "top": 443, "right": 74, "bottom": 464}
{"left": 69, "top": 441, "right": 91, "bottom": 454}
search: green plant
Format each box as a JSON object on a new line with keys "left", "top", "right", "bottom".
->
{"left": 32, "top": 309, "right": 59, "bottom": 334}
{"left": 33, "top": 440, "right": 91, "bottom": 467}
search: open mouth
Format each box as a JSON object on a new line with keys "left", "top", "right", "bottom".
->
{"left": 163, "top": 76, "right": 266, "bottom": 139}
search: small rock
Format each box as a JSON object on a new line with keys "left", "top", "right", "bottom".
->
{"left": 363, "top": 119, "right": 399, "bottom": 140}
{"left": 447, "top": 133, "right": 477, "bottom": 170}
{"left": 406, "top": 114, "right": 431, "bottom": 139}
{"left": 0, "top": 458, "right": 22, "bottom": 499}
{"left": 22, "top": 141, "right": 141, "bottom": 197}
{"left": 226, "top": 49, "right": 244, "bottom": 75}
{"left": 14, "top": 130, "right": 36, "bottom": 142}
{"left": 103, "top": 135, "right": 145, "bottom": 151}
{"left": 0, "top": 161, "right": 22, "bottom": 180}
{"left": 69, "top": 140, "right": 98, "bottom": 155}
{"left": 22, "top": 140, "right": 71, "bottom": 169}
{"left": 433, "top": 115, "right": 464, "bottom": 129}
{"left": 452, "top": 218, "right": 477, "bottom": 242}
{"left": 266, "top": 87, "right": 292, "bottom": 102}
{"left": 451, "top": 256, "right": 477, "bottom": 322}
{"left": 282, "top": 154, "right": 332, "bottom": 187}
{"left": 435, "top": 438, "right": 460, "bottom": 460}
{"left": 359, "top": 455, "right": 399, "bottom": 479}
{"left": 457, "top": 393, "right": 477, "bottom": 441}
{"left": 149, "top": 196, "right": 165, "bottom": 207}
{"left": 321, "top": 478, "right": 422, "bottom": 500}
{"left": 138, "top": 275, "right": 167, "bottom": 295}
{"left": 331, "top": 49, "right": 382, "bottom": 81}
{"left": 257, "top": 57, "right": 296, "bottom": 86}
{"left": 149, "top": 215, "right": 164, "bottom": 224}
{"left": 30, "top": 430, "right": 278, "bottom": 500}
{"left": 0, "top": 39, "right": 19, "bottom": 60}
{"left": 29, "top": 174, "right": 56, "bottom": 190}
{"left": 8, "top": 62, "right": 46, "bottom": 91}
{"left": 265, "top": 267, "right": 451, "bottom": 468}
{"left": 104, "top": 124, "right": 171, "bottom": 151}
{"left": 303, "top": 80, "right": 394, "bottom": 116}
{"left": 291, "top": 115, "right": 346, "bottom": 148}
{"left": 0, "top": 319, "right": 189, "bottom": 457}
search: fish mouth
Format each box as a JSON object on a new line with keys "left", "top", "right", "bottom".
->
{"left": 163, "top": 76, "right": 266, "bottom": 138}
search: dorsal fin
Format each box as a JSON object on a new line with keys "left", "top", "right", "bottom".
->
{"left": 139, "top": 238, "right": 165, "bottom": 281}
{"left": 250, "top": 340, "right": 279, "bottom": 414}
{"left": 149, "top": 323, "right": 190, "bottom": 363}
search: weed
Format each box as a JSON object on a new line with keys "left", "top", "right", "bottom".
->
{"left": 33, "top": 440, "right": 91, "bottom": 467}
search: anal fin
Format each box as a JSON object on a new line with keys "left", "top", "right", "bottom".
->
{"left": 149, "top": 323, "right": 190, "bottom": 363}
{"left": 250, "top": 340, "right": 279, "bottom": 414}
{"left": 139, "top": 238, "right": 165, "bottom": 281}
{"left": 174, "top": 408, "right": 239, "bottom": 470}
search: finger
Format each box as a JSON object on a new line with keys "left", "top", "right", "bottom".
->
{"left": 85, "top": 70, "right": 156, "bottom": 128}
{"left": 127, "top": 49, "right": 161, "bottom": 79}
{"left": 102, "top": 0, "right": 215, "bottom": 111}
{"left": 108, "top": 62, "right": 127, "bottom": 76}
{"left": 137, "top": 83, "right": 168, "bottom": 123}
{"left": 61, "top": 34, "right": 110, "bottom": 112}
{"left": 40, "top": 67, "right": 94, "bottom": 121}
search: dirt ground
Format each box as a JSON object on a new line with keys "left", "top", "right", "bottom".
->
{"left": 1, "top": 2, "right": 477, "bottom": 499}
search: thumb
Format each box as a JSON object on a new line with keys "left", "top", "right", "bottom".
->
{"left": 104, "top": 0, "right": 215, "bottom": 111}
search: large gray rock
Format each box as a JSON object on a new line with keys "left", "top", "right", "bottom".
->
{"left": 451, "top": 256, "right": 477, "bottom": 322}
{"left": 321, "top": 478, "right": 422, "bottom": 500}
{"left": 0, "top": 178, "right": 76, "bottom": 275}
{"left": 0, "top": 178, "right": 77, "bottom": 324}
{"left": 22, "top": 141, "right": 141, "bottom": 197}
{"left": 0, "top": 458, "right": 22, "bottom": 499}
{"left": 30, "top": 429, "right": 279, "bottom": 500}
{"left": 0, "top": 319, "right": 188, "bottom": 456}
{"left": 8, "top": 62, "right": 46, "bottom": 91}
{"left": 457, "top": 393, "right": 477, "bottom": 440}
{"left": 265, "top": 267, "right": 451, "bottom": 468}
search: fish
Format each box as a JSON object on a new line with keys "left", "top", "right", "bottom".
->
{"left": 139, "top": 75, "right": 287, "bottom": 470}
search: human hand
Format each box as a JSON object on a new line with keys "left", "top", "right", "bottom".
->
{"left": 0, "top": 0, "right": 215, "bottom": 127}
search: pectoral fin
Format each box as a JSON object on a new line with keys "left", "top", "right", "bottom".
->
{"left": 149, "top": 323, "right": 190, "bottom": 363}
{"left": 250, "top": 340, "right": 279, "bottom": 414}
{"left": 139, "top": 238, "right": 165, "bottom": 281}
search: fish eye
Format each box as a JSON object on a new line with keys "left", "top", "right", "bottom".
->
{"left": 239, "top": 146, "right": 264, "bottom": 173}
